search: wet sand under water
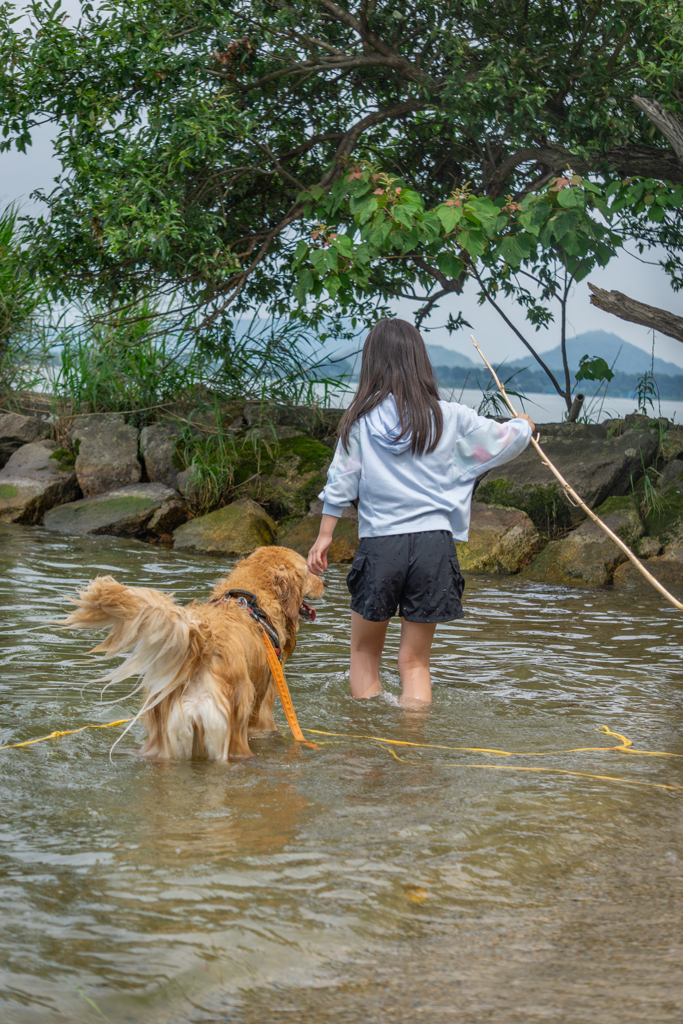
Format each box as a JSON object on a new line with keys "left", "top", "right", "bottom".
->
{"left": 0, "top": 524, "right": 682, "bottom": 1024}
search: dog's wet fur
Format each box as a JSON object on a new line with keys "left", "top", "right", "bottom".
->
{"left": 62, "top": 546, "right": 325, "bottom": 760}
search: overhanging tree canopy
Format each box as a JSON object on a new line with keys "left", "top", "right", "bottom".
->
{"left": 0, "top": 0, "right": 681, "bottom": 340}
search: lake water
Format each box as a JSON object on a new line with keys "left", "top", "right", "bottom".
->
{"left": 1, "top": 525, "right": 682, "bottom": 1023}
{"left": 318, "top": 384, "right": 683, "bottom": 423}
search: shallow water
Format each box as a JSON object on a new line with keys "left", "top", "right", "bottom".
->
{"left": 1, "top": 524, "right": 682, "bottom": 1024}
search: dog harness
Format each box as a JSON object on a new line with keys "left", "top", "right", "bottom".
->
{"left": 210, "top": 589, "right": 283, "bottom": 660}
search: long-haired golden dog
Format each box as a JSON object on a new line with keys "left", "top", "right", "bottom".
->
{"left": 62, "top": 546, "right": 325, "bottom": 760}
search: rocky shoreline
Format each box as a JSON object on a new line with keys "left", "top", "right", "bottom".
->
{"left": 1, "top": 403, "right": 682, "bottom": 593}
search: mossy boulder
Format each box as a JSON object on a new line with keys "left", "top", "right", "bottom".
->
{"left": 475, "top": 430, "right": 659, "bottom": 533}
{"left": 0, "top": 440, "right": 81, "bottom": 524}
{"left": 43, "top": 483, "right": 178, "bottom": 536}
{"left": 660, "top": 428, "right": 683, "bottom": 465}
{"left": 243, "top": 403, "right": 343, "bottom": 438}
{"left": 173, "top": 497, "right": 275, "bottom": 556}
{"left": 234, "top": 435, "right": 332, "bottom": 518}
{"left": 522, "top": 494, "right": 644, "bottom": 587}
{"left": 456, "top": 503, "right": 540, "bottom": 574}
{"left": 644, "top": 479, "right": 683, "bottom": 550}
{"left": 278, "top": 514, "right": 359, "bottom": 562}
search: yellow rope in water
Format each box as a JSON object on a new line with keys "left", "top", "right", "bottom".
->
{"left": 383, "top": 746, "right": 683, "bottom": 791}
{"left": 0, "top": 718, "right": 133, "bottom": 751}
{"left": 2, "top": 719, "right": 681, "bottom": 792}
{"left": 302, "top": 724, "right": 683, "bottom": 759}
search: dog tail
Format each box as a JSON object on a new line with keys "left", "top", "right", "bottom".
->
{"left": 62, "top": 576, "right": 211, "bottom": 752}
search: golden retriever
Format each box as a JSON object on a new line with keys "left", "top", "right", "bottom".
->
{"left": 61, "top": 545, "right": 325, "bottom": 760}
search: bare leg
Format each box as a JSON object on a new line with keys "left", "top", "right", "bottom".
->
{"left": 398, "top": 619, "right": 437, "bottom": 704}
{"left": 349, "top": 611, "right": 390, "bottom": 698}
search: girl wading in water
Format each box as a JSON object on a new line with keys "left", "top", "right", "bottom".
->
{"left": 307, "top": 318, "right": 534, "bottom": 705}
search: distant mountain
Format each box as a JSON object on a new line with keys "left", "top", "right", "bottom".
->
{"left": 509, "top": 331, "right": 683, "bottom": 377}
{"left": 426, "top": 330, "right": 683, "bottom": 377}
{"left": 425, "top": 344, "right": 478, "bottom": 369}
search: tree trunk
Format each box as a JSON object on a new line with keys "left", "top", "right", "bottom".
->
{"left": 587, "top": 283, "right": 683, "bottom": 344}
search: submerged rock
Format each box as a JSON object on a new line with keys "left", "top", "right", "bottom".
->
{"left": 522, "top": 495, "right": 644, "bottom": 586}
{"left": 0, "top": 440, "right": 81, "bottom": 524}
{"left": 475, "top": 429, "right": 659, "bottom": 531}
{"left": 43, "top": 482, "right": 177, "bottom": 536}
{"left": 456, "top": 503, "right": 539, "bottom": 574}
{"left": 0, "top": 413, "right": 51, "bottom": 469}
{"left": 173, "top": 497, "right": 275, "bottom": 555}
{"left": 613, "top": 551, "right": 683, "bottom": 594}
{"left": 140, "top": 422, "right": 181, "bottom": 488}
{"left": 67, "top": 414, "right": 141, "bottom": 497}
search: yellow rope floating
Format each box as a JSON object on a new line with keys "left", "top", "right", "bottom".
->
{"left": 0, "top": 718, "right": 133, "bottom": 751}
{"left": 2, "top": 718, "right": 681, "bottom": 792}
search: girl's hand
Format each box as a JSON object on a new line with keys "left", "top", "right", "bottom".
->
{"left": 516, "top": 412, "right": 535, "bottom": 432}
{"left": 307, "top": 535, "right": 332, "bottom": 575}
{"left": 307, "top": 513, "right": 339, "bottom": 575}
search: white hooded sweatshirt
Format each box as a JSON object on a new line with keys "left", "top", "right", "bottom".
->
{"left": 320, "top": 396, "right": 531, "bottom": 540}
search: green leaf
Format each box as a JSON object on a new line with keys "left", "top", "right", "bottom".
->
{"left": 436, "top": 204, "right": 462, "bottom": 233}
{"left": 436, "top": 252, "right": 464, "bottom": 278}
{"left": 575, "top": 354, "right": 614, "bottom": 383}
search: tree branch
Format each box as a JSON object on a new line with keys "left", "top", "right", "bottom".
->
{"left": 588, "top": 282, "right": 683, "bottom": 344}
{"left": 633, "top": 95, "right": 683, "bottom": 165}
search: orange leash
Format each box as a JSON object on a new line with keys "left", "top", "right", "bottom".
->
{"left": 259, "top": 628, "right": 317, "bottom": 749}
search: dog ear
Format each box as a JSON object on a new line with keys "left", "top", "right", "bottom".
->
{"left": 272, "top": 566, "right": 301, "bottom": 623}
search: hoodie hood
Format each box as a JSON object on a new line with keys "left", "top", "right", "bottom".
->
{"left": 365, "top": 396, "right": 412, "bottom": 455}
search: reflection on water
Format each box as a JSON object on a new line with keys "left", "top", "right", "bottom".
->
{"left": 1, "top": 524, "right": 682, "bottom": 1023}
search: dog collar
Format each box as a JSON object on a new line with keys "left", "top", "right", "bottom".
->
{"left": 210, "top": 589, "right": 282, "bottom": 660}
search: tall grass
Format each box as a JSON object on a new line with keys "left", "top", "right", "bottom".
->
{"left": 51, "top": 305, "right": 348, "bottom": 420}
{"left": 0, "top": 205, "right": 52, "bottom": 402}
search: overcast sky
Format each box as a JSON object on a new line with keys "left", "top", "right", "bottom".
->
{"left": 2, "top": 90, "right": 682, "bottom": 370}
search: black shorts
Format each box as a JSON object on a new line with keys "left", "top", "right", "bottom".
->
{"left": 346, "top": 530, "right": 465, "bottom": 623}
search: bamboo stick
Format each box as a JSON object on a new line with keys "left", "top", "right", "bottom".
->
{"left": 471, "top": 335, "right": 683, "bottom": 613}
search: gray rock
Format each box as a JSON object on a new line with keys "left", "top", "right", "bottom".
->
{"left": 522, "top": 495, "right": 644, "bottom": 586}
{"left": 147, "top": 498, "right": 192, "bottom": 536}
{"left": 68, "top": 414, "right": 141, "bottom": 497}
{"left": 613, "top": 552, "right": 683, "bottom": 594}
{"left": 0, "top": 440, "right": 81, "bottom": 524}
{"left": 660, "top": 429, "right": 683, "bottom": 465}
{"left": 243, "top": 403, "right": 343, "bottom": 439}
{"left": 0, "top": 413, "right": 51, "bottom": 469}
{"left": 456, "top": 503, "right": 540, "bottom": 574}
{"left": 43, "top": 482, "right": 177, "bottom": 537}
{"left": 173, "top": 497, "right": 275, "bottom": 555}
{"left": 537, "top": 421, "right": 608, "bottom": 440}
{"left": 278, "top": 514, "right": 359, "bottom": 562}
{"left": 638, "top": 536, "right": 663, "bottom": 559}
{"left": 307, "top": 498, "right": 358, "bottom": 523}
{"left": 475, "top": 429, "right": 659, "bottom": 531}
{"left": 659, "top": 458, "right": 683, "bottom": 486}
{"left": 140, "top": 422, "right": 181, "bottom": 488}
{"left": 176, "top": 464, "right": 200, "bottom": 499}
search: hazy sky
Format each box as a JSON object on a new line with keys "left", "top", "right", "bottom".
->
{"left": 2, "top": 88, "right": 682, "bottom": 370}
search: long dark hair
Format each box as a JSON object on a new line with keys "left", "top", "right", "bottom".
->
{"left": 338, "top": 318, "right": 443, "bottom": 455}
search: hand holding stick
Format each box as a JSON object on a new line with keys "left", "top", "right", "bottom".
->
{"left": 471, "top": 335, "right": 683, "bottom": 613}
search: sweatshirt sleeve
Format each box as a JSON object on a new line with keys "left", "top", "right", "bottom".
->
{"left": 452, "top": 412, "right": 532, "bottom": 484}
{"left": 319, "top": 427, "right": 362, "bottom": 518}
